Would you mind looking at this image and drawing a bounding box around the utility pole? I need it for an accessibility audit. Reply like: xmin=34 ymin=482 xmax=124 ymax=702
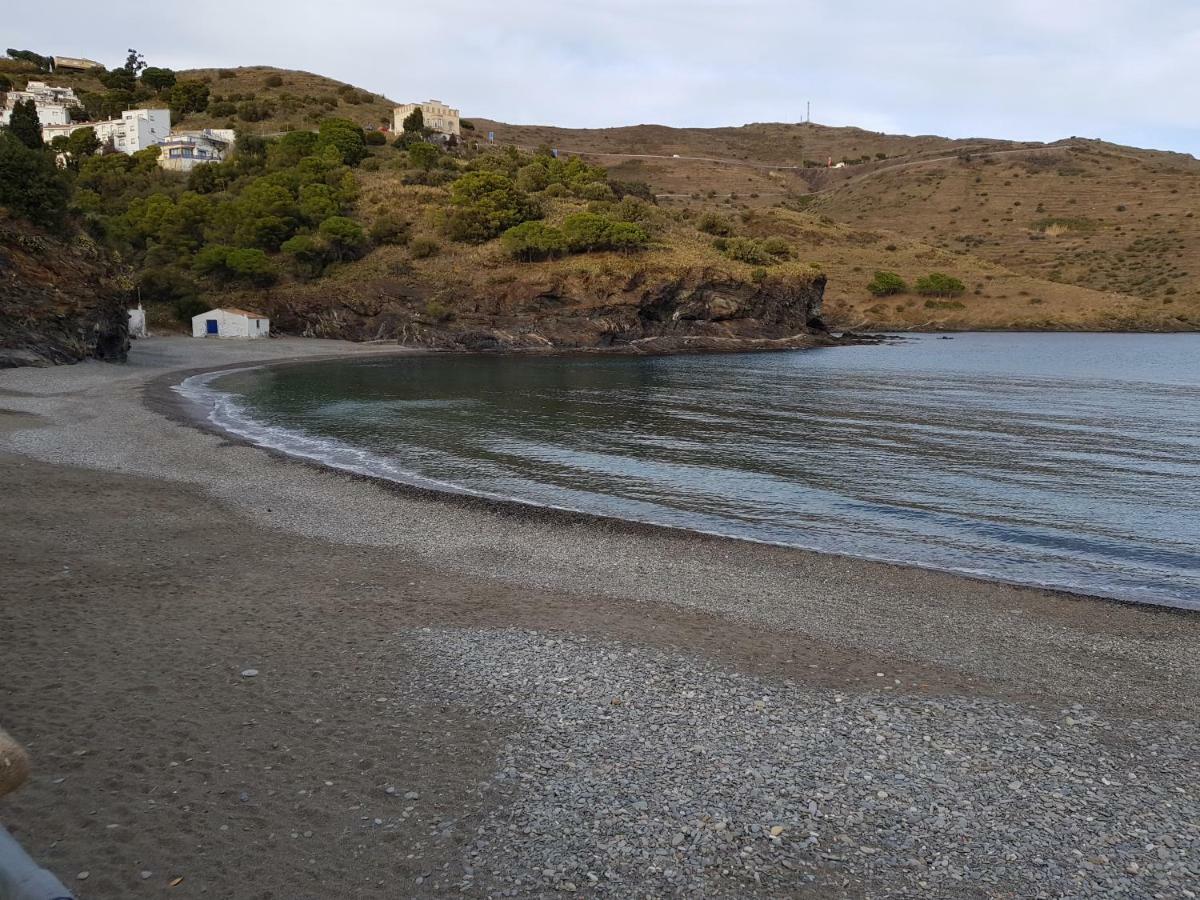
xmin=806 ymin=101 xmax=811 ymax=124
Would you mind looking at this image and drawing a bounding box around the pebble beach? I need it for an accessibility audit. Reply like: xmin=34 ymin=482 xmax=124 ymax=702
xmin=1 ymin=337 xmax=1197 ymax=898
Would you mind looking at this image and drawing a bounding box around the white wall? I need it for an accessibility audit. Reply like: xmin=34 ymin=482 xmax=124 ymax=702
xmin=191 ymin=310 xmax=269 ymax=339
xmin=43 ymin=108 xmax=172 ymax=154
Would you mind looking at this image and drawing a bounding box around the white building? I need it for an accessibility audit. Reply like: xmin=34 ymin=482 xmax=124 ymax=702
xmin=157 ymin=129 xmax=237 ymax=172
xmin=128 ymin=304 xmax=147 ymax=338
xmin=0 ymin=81 xmax=79 ymax=127
xmin=191 ymin=308 xmax=270 ymax=339
xmin=42 ymin=108 xmax=171 ymax=154
xmin=393 ymin=99 xmax=460 ymax=137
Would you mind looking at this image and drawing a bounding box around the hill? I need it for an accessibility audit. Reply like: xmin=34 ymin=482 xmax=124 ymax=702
xmin=473 ymin=119 xmax=1200 ymax=330
xmin=174 ymin=66 xmax=396 ymax=134
xmin=2 ymin=53 xmax=1197 ymax=361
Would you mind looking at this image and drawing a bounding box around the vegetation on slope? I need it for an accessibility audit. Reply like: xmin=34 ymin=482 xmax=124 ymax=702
xmin=3 ymin=49 xmax=1196 ymax=339
xmin=476 ymin=119 xmax=1200 ymax=331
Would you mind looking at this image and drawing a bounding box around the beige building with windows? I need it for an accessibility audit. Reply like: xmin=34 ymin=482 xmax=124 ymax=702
xmin=393 ymin=99 xmax=460 ymax=137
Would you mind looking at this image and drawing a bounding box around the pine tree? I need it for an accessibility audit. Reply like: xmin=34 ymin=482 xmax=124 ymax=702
xmin=402 ymin=107 xmax=424 ymax=134
xmin=8 ymin=99 xmax=43 ymax=149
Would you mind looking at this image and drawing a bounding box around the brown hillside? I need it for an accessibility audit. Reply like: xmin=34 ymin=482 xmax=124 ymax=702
xmin=471 ymin=118 xmax=1200 ymax=330
xmin=176 ymin=66 xmax=396 ymax=133
xmin=4 ymin=55 xmax=1197 ymax=335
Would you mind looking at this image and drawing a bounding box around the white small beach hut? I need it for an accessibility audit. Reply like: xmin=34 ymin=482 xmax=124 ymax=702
xmin=191 ymin=307 xmax=270 ymax=339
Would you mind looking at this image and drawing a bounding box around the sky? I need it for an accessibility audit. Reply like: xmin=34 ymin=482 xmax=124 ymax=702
xmin=8 ymin=0 xmax=1200 ymax=156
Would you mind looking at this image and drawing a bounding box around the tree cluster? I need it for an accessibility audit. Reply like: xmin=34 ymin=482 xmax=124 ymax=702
xmin=5 ymin=49 xmax=52 ymax=71
xmin=500 ymin=212 xmax=649 ymax=262
xmin=914 ymin=273 xmax=966 ymax=297
xmin=713 ymin=236 xmax=792 ymax=266
xmin=867 ymin=271 xmax=908 ymax=296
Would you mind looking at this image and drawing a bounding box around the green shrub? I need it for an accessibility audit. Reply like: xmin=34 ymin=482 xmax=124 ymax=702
xmin=561 ymin=212 xmax=614 ymax=252
xmin=923 ymin=299 xmax=966 ymax=310
xmin=410 ymin=236 xmax=440 ymax=258
xmin=191 ymin=244 xmax=235 ymax=279
xmin=759 ymin=236 xmax=791 ymax=258
xmin=263 ymin=74 xmax=284 ymax=88
xmin=0 ymin=132 xmax=70 ymax=228
xmin=719 ymin=237 xmax=774 ymax=265
xmin=364 ymin=130 xmax=386 ymax=146
xmin=605 ymin=221 xmax=650 ymax=252
xmin=501 ymin=221 xmax=567 ymax=261
xmin=867 ymin=271 xmax=908 ymax=296
xmin=192 ymin=244 xmax=276 ymax=286
xmin=281 ymin=233 xmax=328 ymax=278
xmin=207 ymin=100 xmax=236 ymax=117
xmin=316 ymin=117 xmax=367 ymax=166
xmin=237 ymin=100 xmax=271 ymax=122
xmin=140 ymin=267 xmax=199 ymax=306
xmin=407 ymin=142 xmax=440 ymax=171
xmin=422 ymin=299 xmax=453 ymax=322
xmin=750 ymin=267 xmax=768 ymax=284
xmin=696 ymin=212 xmax=734 ymax=236
xmin=575 ymin=181 xmax=614 ymax=202
xmin=168 ymin=80 xmax=210 ymax=117
xmin=318 ymin=215 xmax=368 ymax=260
xmin=225 ymin=248 xmax=277 ymax=286
xmin=173 ymin=296 xmax=210 ymax=323
xmin=369 ymin=213 xmax=410 ymax=245
xmin=614 ymin=197 xmax=651 ymax=222
xmin=446 ymin=171 xmax=539 ymax=242
xmin=915 ymin=273 xmax=966 ymax=297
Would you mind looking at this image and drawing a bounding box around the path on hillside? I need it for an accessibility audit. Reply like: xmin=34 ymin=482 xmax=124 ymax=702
xmin=498 ymin=140 xmax=1083 ymax=198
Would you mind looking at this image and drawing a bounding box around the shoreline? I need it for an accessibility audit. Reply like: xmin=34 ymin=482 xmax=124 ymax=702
xmin=157 ymin=356 xmax=1191 ymax=615
xmin=2 ymin=336 xmax=1198 ymax=897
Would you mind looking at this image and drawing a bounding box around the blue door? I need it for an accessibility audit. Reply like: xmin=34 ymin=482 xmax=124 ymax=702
xmin=205 ymin=319 xmax=218 ymax=335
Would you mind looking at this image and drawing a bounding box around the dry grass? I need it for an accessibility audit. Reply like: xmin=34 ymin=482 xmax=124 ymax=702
xmin=466 ymin=119 xmax=1200 ymax=330
xmin=176 ymin=66 xmax=396 ymax=134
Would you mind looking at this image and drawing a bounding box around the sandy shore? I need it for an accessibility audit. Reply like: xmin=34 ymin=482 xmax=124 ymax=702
xmin=1 ymin=337 xmax=1196 ymax=898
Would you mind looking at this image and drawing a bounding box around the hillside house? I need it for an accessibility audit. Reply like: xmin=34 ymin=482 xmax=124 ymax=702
xmin=0 ymin=81 xmax=80 ymax=127
xmin=42 ymin=108 xmax=171 ymax=154
xmin=52 ymin=56 xmax=104 ymax=72
xmin=191 ymin=308 xmax=270 ymax=339
xmin=157 ymin=129 xmax=237 ymax=172
xmin=393 ymin=100 xmax=460 ymax=137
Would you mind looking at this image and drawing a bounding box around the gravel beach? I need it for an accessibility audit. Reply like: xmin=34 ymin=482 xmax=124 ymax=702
xmin=1 ymin=337 xmax=1197 ymax=898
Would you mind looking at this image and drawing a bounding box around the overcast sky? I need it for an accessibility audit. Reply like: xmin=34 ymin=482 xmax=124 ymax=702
xmin=9 ymin=0 xmax=1199 ymax=156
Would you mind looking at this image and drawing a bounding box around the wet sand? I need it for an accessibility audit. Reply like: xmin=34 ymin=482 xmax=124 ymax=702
xmin=0 ymin=337 xmax=1196 ymax=898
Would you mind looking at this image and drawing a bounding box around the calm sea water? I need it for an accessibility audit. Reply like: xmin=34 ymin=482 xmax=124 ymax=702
xmin=184 ymin=334 xmax=1200 ymax=609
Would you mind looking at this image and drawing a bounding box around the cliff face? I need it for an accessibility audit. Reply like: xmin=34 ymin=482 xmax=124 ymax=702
xmin=0 ymin=215 xmax=129 ymax=368
xmin=260 ymin=268 xmax=830 ymax=353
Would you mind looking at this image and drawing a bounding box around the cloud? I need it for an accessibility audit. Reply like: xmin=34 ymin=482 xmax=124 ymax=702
xmin=8 ymin=0 xmax=1198 ymax=155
